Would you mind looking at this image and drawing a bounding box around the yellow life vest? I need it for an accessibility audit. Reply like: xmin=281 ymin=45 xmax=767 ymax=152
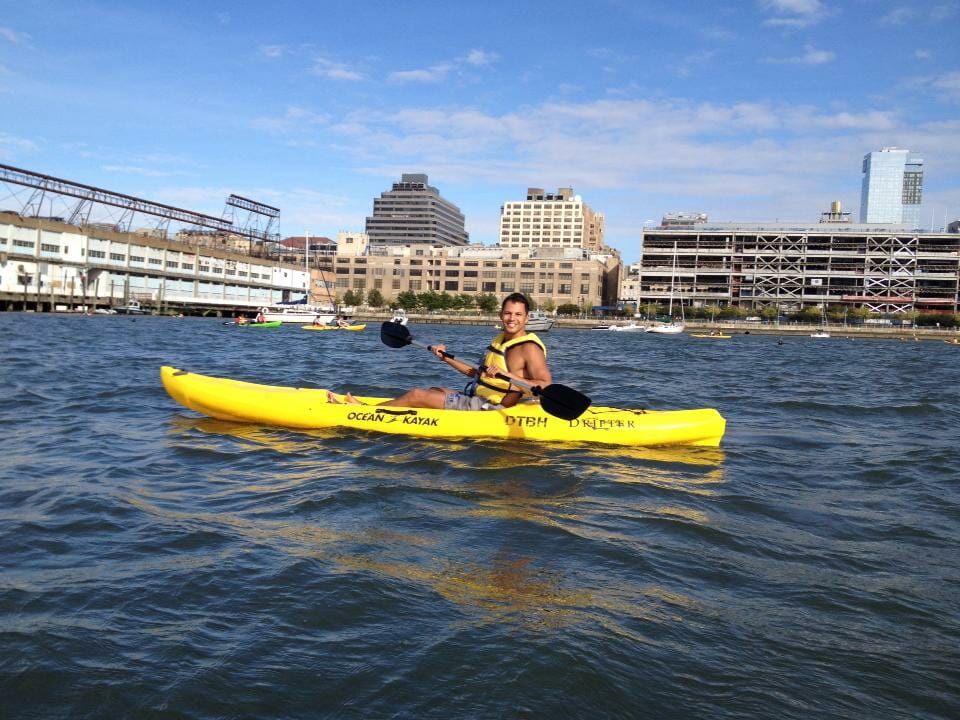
xmin=471 ymin=332 xmax=547 ymax=405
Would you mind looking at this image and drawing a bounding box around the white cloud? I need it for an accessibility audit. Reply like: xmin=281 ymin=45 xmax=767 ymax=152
xmin=674 ymin=50 xmax=717 ymax=77
xmin=904 ymin=71 xmax=960 ymax=103
xmin=0 ymin=132 xmax=37 ymax=159
xmin=388 ymin=63 xmax=454 ymax=84
xmin=766 ymin=44 xmax=835 ymax=64
xmin=464 ymin=49 xmax=497 ymax=67
xmin=760 ymin=0 xmax=826 ymax=27
xmin=0 ymin=26 xmax=31 ymax=45
xmin=914 ymin=49 xmax=932 ymax=60
xmin=310 ymin=56 xmax=365 ymax=81
xmin=102 ymin=165 xmax=186 ymax=178
xmin=388 ymin=48 xmax=497 ymax=83
xmin=931 ymin=71 xmax=960 ymax=102
xmin=258 ymin=45 xmax=286 ymax=59
xmin=251 ymin=106 xmax=331 ymax=134
xmin=879 ymin=7 xmax=914 ymax=25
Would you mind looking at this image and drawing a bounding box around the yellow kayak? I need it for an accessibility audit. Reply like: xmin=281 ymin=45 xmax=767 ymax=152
xmin=690 ymin=333 xmax=731 ymax=339
xmin=301 ymin=324 xmax=367 ymax=331
xmin=160 ymin=366 xmax=725 ymax=447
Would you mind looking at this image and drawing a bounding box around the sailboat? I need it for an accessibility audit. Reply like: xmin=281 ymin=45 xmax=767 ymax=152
xmin=647 ymin=241 xmax=686 ymax=334
xmin=810 ymin=305 xmax=830 ymax=338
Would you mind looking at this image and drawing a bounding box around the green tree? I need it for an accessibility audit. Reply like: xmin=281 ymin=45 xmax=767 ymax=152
xmin=556 ymin=303 xmax=580 ymax=316
xmin=703 ymin=304 xmax=722 ymax=322
xmin=454 ymin=293 xmax=475 ymax=311
xmin=396 ymin=290 xmax=420 ymax=310
xmin=794 ymin=306 xmax=822 ymax=323
xmin=540 ymin=298 xmax=556 ymax=312
xmin=436 ymin=291 xmax=455 ymax=311
xmin=476 ymin=294 xmax=499 ymax=313
xmin=760 ymin=305 xmax=779 ymax=321
xmin=342 ymin=289 xmax=362 ymax=307
xmin=366 ymin=288 xmax=384 ymax=308
xmin=848 ymin=307 xmax=869 ymax=323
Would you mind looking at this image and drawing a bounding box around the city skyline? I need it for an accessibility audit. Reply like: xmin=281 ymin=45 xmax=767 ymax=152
xmin=1 ymin=1 xmax=958 ymax=264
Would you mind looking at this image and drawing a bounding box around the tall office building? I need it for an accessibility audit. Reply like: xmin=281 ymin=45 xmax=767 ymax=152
xmin=499 ymin=187 xmax=605 ymax=250
xmin=859 ymin=147 xmax=924 ymax=227
xmin=365 ymin=173 xmax=469 ymax=247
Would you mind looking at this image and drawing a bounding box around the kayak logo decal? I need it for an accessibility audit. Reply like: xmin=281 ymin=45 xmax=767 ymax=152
xmin=402 ymin=416 xmax=438 ymax=427
xmin=567 ymin=418 xmax=636 ymax=430
xmin=504 ymin=416 xmax=548 ymax=428
xmin=347 ymin=411 xmax=398 ymax=423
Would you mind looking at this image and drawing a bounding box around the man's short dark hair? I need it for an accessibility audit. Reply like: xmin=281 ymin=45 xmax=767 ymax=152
xmin=501 ymin=292 xmax=530 ymax=312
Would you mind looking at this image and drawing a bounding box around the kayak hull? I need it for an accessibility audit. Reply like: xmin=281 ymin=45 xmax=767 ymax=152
xmin=238 ymin=321 xmax=282 ymax=328
xmin=301 ymin=324 xmax=367 ymax=331
xmin=160 ymin=366 xmax=725 ymax=447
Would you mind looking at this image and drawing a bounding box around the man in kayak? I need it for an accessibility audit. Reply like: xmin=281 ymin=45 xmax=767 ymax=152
xmin=330 ymin=292 xmax=551 ymax=410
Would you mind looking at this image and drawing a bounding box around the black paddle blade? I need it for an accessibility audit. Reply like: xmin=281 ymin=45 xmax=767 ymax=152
xmin=534 ymin=384 xmax=592 ymax=421
xmin=380 ymin=321 xmax=413 ymax=348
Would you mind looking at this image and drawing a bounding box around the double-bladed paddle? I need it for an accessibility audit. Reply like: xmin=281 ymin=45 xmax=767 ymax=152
xmin=379 ymin=321 xmax=591 ymax=421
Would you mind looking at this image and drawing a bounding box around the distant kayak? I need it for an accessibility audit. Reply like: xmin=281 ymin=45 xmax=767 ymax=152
xmin=236 ymin=321 xmax=281 ymax=328
xmin=690 ymin=333 xmax=731 ymax=339
xmin=160 ymin=366 xmax=726 ymax=447
xmin=301 ymin=324 xmax=367 ymax=331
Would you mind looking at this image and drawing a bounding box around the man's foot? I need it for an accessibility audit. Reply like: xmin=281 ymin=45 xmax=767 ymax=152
xmin=327 ymin=390 xmax=363 ymax=405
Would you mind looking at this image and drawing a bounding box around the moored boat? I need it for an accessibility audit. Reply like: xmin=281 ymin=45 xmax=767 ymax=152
xmin=259 ymin=304 xmax=337 ymax=324
xmin=112 ymin=299 xmax=148 ymax=315
xmin=646 ymin=322 xmax=685 ymax=334
xmin=608 ymin=322 xmax=645 ymax=332
xmin=524 ymin=310 xmax=555 ymax=332
xmin=160 ymin=366 xmax=726 ymax=447
xmin=390 ymin=309 xmax=409 ymax=326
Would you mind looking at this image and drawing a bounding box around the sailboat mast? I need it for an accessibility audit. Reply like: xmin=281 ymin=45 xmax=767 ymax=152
xmin=668 ymin=241 xmax=677 ymax=316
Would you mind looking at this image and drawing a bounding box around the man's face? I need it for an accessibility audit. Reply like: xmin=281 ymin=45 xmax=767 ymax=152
xmin=500 ymin=300 xmax=528 ymax=333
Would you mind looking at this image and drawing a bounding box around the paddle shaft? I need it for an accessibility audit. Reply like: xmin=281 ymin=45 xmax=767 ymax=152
xmin=411 ymin=338 xmax=541 ymax=396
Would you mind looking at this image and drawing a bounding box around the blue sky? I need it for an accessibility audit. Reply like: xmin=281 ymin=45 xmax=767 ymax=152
xmin=1 ymin=0 xmax=958 ymax=264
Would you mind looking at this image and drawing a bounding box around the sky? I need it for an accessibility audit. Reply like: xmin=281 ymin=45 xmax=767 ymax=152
xmin=1 ymin=0 xmax=958 ymax=264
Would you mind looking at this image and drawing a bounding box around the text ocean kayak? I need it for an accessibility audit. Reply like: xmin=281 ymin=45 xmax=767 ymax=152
xmin=160 ymin=366 xmax=725 ymax=447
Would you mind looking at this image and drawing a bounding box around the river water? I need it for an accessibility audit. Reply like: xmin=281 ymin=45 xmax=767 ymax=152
xmin=1 ymin=313 xmax=958 ymax=719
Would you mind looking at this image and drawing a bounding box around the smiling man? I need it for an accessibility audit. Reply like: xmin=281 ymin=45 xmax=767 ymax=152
xmin=330 ymin=292 xmax=551 ymax=411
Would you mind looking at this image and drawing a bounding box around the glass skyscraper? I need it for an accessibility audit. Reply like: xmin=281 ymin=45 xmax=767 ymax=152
xmin=859 ymin=147 xmax=924 ymax=228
